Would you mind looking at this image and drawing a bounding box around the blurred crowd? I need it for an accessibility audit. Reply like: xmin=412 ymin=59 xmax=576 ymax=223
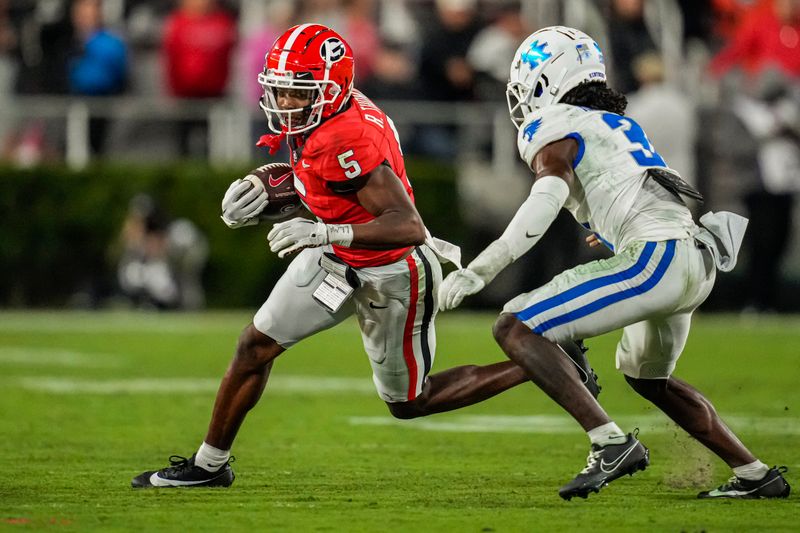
xmin=0 ymin=0 xmax=798 ymax=311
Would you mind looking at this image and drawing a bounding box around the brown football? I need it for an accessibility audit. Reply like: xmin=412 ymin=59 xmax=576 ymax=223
xmin=245 ymin=162 xmax=303 ymax=221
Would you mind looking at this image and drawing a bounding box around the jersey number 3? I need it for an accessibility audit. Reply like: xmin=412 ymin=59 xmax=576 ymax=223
xmin=601 ymin=113 xmax=666 ymax=167
xmin=337 ymin=149 xmax=362 ymax=179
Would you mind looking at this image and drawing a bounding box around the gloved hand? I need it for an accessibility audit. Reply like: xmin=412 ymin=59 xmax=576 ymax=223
xmin=221 ymin=178 xmax=269 ymax=229
xmin=267 ymin=217 xmax=329 ymax=258
xmin=438 ymin=268 xmax=485 ymax=311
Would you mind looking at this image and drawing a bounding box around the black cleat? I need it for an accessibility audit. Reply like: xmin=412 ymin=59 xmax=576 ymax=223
xmin=560 ymin=339 xmax=601 ymax=398
xmin=131 ymin=454 xmax=235 ymax=489
xmin=559 ymin=432 xmax=649 ymax=500
xmin=697 ymin=466 xmax=790 ymax=499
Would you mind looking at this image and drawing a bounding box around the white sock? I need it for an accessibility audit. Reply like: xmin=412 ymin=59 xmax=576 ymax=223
xmin=195 ymin=442 xmax=230 ymax=473
xmin=587 ymin=422 xmax=627 ymax=447
xmin=733 ymin=460 xmax=769 ymax=481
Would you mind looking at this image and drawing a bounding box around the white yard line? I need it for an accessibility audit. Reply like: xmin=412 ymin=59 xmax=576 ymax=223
xmin=10 ymin=375 xmax=376 ymax=395
xmin=0 ymin=347 xmax=121 ymax=368
xmin=348 ymin=414 xmax=800 ymax=435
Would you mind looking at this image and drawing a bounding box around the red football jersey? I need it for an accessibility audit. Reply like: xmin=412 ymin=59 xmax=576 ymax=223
xmin=288 ymin=90 xmax=414 ymax=268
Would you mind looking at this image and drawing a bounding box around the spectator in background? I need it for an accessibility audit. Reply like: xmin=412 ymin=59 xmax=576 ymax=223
xmin=360 ymin=38 xmax=423 ymax=151
xmin=341 ymin=0 xmax=380 ymax=83
xmin=678 ymin=0 xmax=716 ymax=45
xmin=0 ymin=0 xmax=15 ymax=95
xmin=3 ymin=1 xmax=71 ymax=163
xmin=417 ymin=0 xmax=480 ymax=159
xmin=116 ymin=194 xmax=209 ymax=310
xmin=731 ymin=77 xmax=800 ymax=313
xmin=359 ymin=39 xmax=421 ymax=101
xmin=12 ymin=0 xmax=72 ymax=95
xmin=709 ymin=0 xmax=800 ymax=79
xmin=162 ymin=0 xmax=236 ymax=157
xmin=297 ymin=0 xmax=344 ymax=32
xmin=68 ymin=0 xmax=128 ymax=156
xmin=238 ymin=0 xmax=294 ymax=109
xmin=467 ymin=1 xmax=528 ymax=102
xmin=419 ymin=0 xmax=479 ymax=102
xmin=236 ymin=0 xmax=294 ymax=160
xmin=3 ymin=0 xmax=126 ymax=161
xmin=626 ymin=51 xmax=697 ymax=187
xmin=710 ymin=0 xmax=772 ymax=42
xmin=606 ymin=0 xmax=658 ymax=94
xmin=709 ymin=0 xmax=800 ymax=312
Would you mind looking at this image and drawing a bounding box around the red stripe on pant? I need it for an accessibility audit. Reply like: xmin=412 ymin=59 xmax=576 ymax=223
xmin=403 ymin=254 xmax=420 ymax=400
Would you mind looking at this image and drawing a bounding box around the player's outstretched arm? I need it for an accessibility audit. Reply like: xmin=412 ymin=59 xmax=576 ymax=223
xmin=439 ymin=139 xmax=577 ymax=311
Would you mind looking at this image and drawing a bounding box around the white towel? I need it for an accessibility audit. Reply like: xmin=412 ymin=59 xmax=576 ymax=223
xmin=694 ymin=211 xmax=749 ymax=272
xmin=424 ymin=228 xmax=462 ymax=268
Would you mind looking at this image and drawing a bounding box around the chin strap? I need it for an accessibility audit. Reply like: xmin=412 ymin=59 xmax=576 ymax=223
xmin=256 ymin=130 xmax=286 ymax=156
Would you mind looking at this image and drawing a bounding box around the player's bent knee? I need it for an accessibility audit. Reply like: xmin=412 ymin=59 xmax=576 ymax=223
xmin=492 ymin=313 xmax=520 ymax=346
xmin=625 ymin=374 xmax=668 ymax=399
xmin=385 ymin=399 xmax=423 ymax=420
xmin=234 ymin=324 xmax=284 ymax=370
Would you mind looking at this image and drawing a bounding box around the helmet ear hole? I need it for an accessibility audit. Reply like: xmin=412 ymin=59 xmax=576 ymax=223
xmin=534 ymin=81 xmax=544 ymax=98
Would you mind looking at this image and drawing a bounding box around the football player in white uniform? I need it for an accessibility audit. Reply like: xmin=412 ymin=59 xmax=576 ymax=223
xmin=440 ymin=26 xmax=790 ymax=500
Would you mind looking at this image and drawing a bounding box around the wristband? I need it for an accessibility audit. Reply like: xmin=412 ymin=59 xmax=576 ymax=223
xmin=327 ymin=224 xmax=354 ymax=247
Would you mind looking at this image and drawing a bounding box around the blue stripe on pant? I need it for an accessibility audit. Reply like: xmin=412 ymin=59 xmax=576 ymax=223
xmin=514 ymin=240 xmax=676 ymax=335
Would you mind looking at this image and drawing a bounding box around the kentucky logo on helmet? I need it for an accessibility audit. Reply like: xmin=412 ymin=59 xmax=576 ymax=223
xmin=320 ymin=37 xmax=346 ymax=64
xmin=521 ymin=40 xmax=552 ymax=69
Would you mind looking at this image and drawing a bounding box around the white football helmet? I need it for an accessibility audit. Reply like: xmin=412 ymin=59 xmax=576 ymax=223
xmin=506 ymin=26 xmax=606 ymax=129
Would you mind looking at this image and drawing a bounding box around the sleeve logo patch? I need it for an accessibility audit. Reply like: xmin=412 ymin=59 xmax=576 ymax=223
xmin=523 ymin=118 xmax=543 ymax=141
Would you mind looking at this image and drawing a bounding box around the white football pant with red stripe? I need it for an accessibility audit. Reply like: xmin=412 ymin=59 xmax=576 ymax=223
xmin=254 ymin=245 xmax=441 ymax=402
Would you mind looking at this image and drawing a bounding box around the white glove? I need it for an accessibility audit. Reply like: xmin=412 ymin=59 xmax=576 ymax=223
xmin=221 ymin=177 xmax=269 ymax=229
xmin=267 ymin=217 xmax=329 ymax=258
xmin=438 ymin=268 xmax=486 ymax=311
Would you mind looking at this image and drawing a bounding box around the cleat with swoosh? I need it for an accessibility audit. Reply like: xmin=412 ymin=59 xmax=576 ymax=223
xmin=697 ymin=466 xmax=790 ymax=499
xmin=559 ymin=431 xmax=649 ymax=500
xmin=131 ymin=454 xmax=235 ymax=489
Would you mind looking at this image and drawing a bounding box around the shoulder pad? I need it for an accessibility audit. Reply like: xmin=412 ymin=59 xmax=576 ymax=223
xmin=308 ymin=121 xmax=384 ymax=182
xmin=517 ymin=105 xmax=583 ymax=167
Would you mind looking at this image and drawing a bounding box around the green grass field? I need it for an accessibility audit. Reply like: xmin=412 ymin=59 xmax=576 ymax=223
xmin=1 ymin=311 xmax=797 ymax=531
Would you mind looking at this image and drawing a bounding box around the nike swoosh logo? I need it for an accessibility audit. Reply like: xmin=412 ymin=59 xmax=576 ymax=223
xmin=369 ymin=302 xmax=388 ymax=309
xmin=301 ymin=160 xmax=311 ymax=168
xmin=525 ymin=232 xmax=541 ymax=239
xmin=707 ymin=488 xmax=752 ymax=497
xmin=707 ymin=475 xmax=781 ymax=497
xmin=149 ymin=472 xmax=220 ymax=487
xmin=268 ymin=171 xmax=292 ymax=188
xmin=599 ymin=442 xmax=638 ymax=473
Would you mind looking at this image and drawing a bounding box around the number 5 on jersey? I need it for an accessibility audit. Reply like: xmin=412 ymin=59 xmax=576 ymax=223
xmin=337 ymin=149 xmax=362 ymax=178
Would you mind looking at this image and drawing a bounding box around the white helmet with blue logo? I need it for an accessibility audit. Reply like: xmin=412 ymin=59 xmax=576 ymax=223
xmin=506 ymin=26 xmax=606 ymax=129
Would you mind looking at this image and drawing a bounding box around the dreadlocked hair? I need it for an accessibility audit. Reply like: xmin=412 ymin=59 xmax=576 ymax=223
xmin=560 ymin=81 xmax=627 ymax=115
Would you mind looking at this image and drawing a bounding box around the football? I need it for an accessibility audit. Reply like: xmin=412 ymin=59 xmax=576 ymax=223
xmin=244 ymin=162 xmax=303 ymax=221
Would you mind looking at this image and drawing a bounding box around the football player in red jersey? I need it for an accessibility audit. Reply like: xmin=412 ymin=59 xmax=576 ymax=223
xmin=132 ymin=24 xmax=595 ymax=488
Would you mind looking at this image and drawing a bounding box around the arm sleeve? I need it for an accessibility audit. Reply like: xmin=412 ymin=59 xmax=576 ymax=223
xmin=468 ymin=176 xmax=570 ymax=284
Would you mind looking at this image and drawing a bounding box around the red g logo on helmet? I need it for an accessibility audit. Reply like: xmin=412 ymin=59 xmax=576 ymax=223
xmin=258 ymin=24 xmax=355 ymax=135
